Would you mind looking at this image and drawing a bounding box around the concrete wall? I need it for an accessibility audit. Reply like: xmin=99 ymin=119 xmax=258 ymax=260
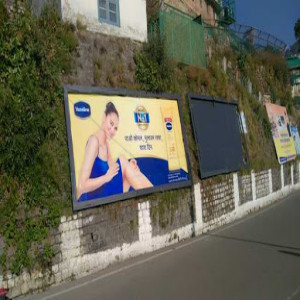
xmin=61 ymin=0 xmax=147 ymax=42
xmin=2 ymin=162 xmax=300 ymax=298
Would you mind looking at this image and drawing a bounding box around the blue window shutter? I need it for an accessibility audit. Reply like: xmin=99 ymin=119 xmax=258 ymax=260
xmin=98 ymin=0 xmax=120 ymax=27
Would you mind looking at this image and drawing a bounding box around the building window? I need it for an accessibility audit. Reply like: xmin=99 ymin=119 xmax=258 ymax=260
xmin=98 ymin=0 xmax=120 ymax=27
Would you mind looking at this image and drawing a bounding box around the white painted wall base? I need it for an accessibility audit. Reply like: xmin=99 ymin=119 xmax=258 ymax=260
xmin=193 ymin=183 xmax=203 ymax=234
xmin=251 ymin=170 xmax=256 ymax=200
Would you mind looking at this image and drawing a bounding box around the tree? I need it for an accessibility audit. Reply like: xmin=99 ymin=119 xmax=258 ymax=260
xmin=294 ymin=18 xmax=300 ymax=41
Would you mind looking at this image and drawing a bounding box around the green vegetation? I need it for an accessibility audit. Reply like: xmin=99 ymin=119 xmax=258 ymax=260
xmin=76 ymin=18 xmax=87 ymax=31
xmin=134 ymin=34 xmax=292 ymax=173
xmin=0 ymin=0 xmax=294 ymax=278
xmin=134 ymin=34 xmax=173 ymax=93
xmin=0 ymin=1 xmax=77 ymax=275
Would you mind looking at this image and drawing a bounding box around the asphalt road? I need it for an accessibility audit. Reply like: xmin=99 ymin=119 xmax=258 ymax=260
xmin=29 ymin=191 xmax=300 ymax=300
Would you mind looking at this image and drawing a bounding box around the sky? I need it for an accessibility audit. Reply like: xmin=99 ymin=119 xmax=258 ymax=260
xmin=236 ymin=0 xmax=300 ymax=47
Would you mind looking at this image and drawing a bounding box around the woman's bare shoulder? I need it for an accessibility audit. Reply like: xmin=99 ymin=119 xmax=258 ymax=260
xmin=86 ymin=135 xmax=99 ymax=154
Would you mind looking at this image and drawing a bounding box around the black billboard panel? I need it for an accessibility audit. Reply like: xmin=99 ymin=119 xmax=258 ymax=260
xmin=188 ymin=94 xmax=249 ymax=178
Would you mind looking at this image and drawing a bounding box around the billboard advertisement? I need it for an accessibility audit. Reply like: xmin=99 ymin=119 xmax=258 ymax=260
xmin=64 ymin=86 xmax=192 ymax=210
xmin=188 ymin=94 xmax=249 ymax=178
xmin=290 ymin=125 xmax=300 ymax=156
xmin=265 ymin=103 xmax=296 ymax=164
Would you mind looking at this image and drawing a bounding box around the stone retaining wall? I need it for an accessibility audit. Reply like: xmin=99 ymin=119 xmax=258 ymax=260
xmin=272 ymin=167 xmax=281 ymax=192
xmin=1 ymin=162 xmax=300 ymax=298
xmin=293 ymin=163 xmax=299 ymax=185
xmin=255 ymin=171 xmax=270 ymax=199
xmin=150 ymin=189 xmax=193 ymax=237
xmin=283 ymin=163 xmax=292 ymax=186
xmin=238 ymin=173 xmax=253 ymax=204
xmin=201 ymin=175 xmax=235 ymax=223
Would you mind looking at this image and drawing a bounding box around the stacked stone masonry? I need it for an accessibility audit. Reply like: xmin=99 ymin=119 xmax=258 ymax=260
xmin=79 ymin=200 xmax=139 ymax=254
xmin=283 ymin=164 xmax=292 ymax=186
xmin=150 ymin=190 xmax=193 ymax=237
xmin=63 ymin=31 xmax=141 ymax=88
xmin=272 ymin=167 xmax=281 ymax=192
xmin=201 ymin=175 xmax=235 ymax=223
xmin=238 ymin=174 xmax=253 ymax=204
xmin=255 ymin=171 xmax=270 ymax=199
xmin=293 ymin=162 xmax=299 ymax=185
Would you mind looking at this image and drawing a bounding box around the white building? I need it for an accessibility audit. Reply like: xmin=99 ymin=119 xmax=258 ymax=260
xmin=31 ymin=0 xmax=147 ymax=42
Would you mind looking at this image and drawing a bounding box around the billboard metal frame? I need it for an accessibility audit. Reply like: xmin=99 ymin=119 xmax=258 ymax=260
xmin=64 ymin=85 xmax=193 ymax=211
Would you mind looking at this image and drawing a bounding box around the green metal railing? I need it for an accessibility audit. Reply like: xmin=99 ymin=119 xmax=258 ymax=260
xmin=149 ymin=7 xmax=206 ymax=68
xmin=204 ymin=24 xmax=250 ymax=54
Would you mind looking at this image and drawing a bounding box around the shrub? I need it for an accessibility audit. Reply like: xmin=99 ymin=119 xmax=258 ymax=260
xmin=134 ymin=33 xmax=173 ymax=93
xmin=0 ymin=1 xmax=77 ymax=274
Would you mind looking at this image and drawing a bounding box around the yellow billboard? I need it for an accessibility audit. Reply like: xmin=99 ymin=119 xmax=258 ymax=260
xmin=64 ymin=86 xmax=191 ymax=210
xmin=265 ymin=103 xmax=296 ymax=164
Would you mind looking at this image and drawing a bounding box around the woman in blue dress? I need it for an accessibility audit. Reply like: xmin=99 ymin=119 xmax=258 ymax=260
xmin=77 ymin=102 xmax=152 ymax=201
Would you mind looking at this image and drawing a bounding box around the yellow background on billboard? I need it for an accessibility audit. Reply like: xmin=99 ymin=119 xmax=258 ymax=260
xmin=265 ymin=103 xmax=296 ymax=163
xmin=68 ymin=94 xmax=188 ymax=189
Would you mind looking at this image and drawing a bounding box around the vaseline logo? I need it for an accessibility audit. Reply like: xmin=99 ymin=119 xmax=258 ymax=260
xmin=166 ymin=122 xmax=172 ymax=131
xmin=74 ymin=101 xmax=91 ymax=118
xmin=165 ymin=118 xmax=173 ymax=131
xmin=134 ymin=105 xmax=150 ymax=130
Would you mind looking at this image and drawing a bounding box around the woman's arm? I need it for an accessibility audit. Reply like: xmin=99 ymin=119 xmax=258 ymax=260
xmin=77 ymin=136 xmax=119 ymax=199
xmin=107 ymin=142 xmax=114 ymax=166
